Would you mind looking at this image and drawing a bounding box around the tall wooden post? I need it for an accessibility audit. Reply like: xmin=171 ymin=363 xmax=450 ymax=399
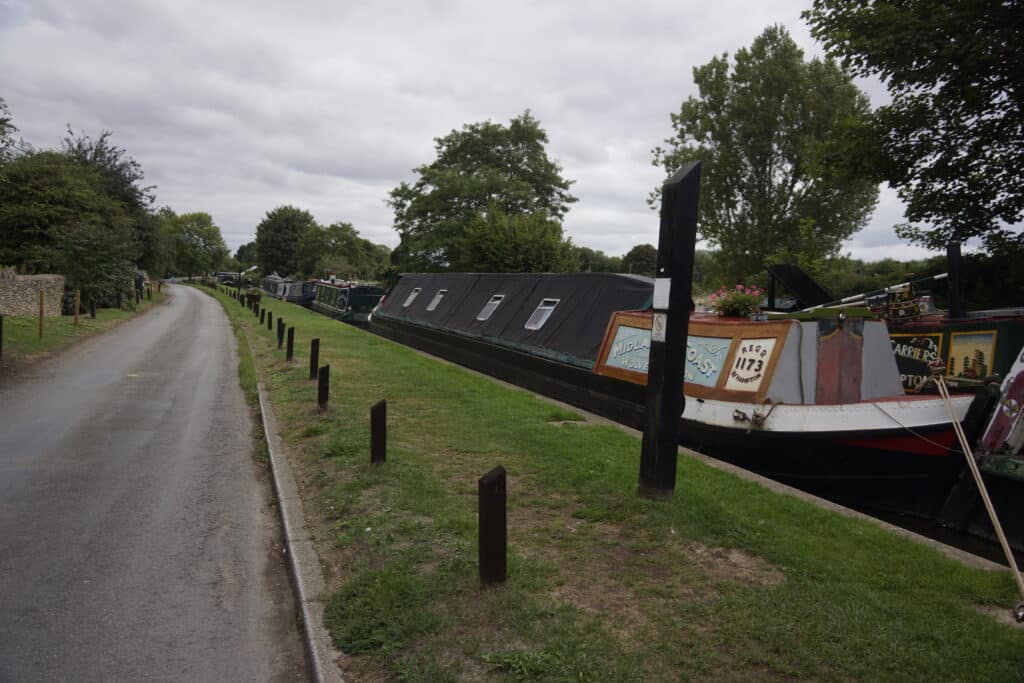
xmin=309 ymin=338 xmax=320 ymax=381
xmin=946 ymin=243 xmax=965 ymax=319
xmin=317 ymin=365 xmax=330 ymax=413
xmin=74 ymin=289 xmax=81 ymax=327
xmin=638 ymin=161 xmax=701 ymax=498
xmin=371 ymin=400 xmax=387 ymax=464
xmin=38 ymin=290 xmax=45 ymax=338
xmin=478 ymin=466 xmax=507 ymax=585
xmin=286 ymin=327 xmax=295 ymax=361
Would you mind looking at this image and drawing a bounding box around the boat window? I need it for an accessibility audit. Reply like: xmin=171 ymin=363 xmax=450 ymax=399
xmin=402 ymin=287 xmax=421 ymax=308
xmin=476 ymin=294 xmax=505 ymax=321
xmin=525 ymin=298 xmax=560 ymax=330
xmin=426 ymin=289 xmax=447 ymax=312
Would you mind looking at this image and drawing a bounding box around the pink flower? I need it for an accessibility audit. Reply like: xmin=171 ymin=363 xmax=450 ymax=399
xmin=736 ymin=284 xmax=743 ymax=291
xmin=710 ymin=293 xmax=718 ymax=300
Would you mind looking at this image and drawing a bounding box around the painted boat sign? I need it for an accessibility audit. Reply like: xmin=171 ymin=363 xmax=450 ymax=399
xmin=725 ymin=338 xmax=777 ymax=392
xmin=604 ymin=324 xmax=652 ymax=373
xmin=685 ymin=336 xmax=730 ymax=387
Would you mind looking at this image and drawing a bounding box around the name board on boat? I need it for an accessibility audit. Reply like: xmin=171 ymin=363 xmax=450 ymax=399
xmin=685 ymin=335 xmax=730 ymax=387
xmin=604 ymin=324 xmax=652 ymax=373
xmin=594 ymin=312 xmax=792 ymax=402
xmin=890 ymin=332 xmax=943 ymax=393
xmin=724 ymin=338 xmax=776 ymax=392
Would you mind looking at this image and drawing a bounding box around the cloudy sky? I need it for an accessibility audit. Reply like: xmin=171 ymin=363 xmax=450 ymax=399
xmin=0 ymin=0 xmax=934 ymax=261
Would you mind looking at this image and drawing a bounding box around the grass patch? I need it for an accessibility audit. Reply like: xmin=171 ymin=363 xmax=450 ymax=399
xmin=204 ymin=283 xmax=1024 ymax=682
xmin=0 ymin=291 xmax=167 ymax=366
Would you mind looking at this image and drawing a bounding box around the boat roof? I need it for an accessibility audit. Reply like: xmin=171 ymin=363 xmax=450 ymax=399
xmin=376 ymin=272 xmax=654 ymax=368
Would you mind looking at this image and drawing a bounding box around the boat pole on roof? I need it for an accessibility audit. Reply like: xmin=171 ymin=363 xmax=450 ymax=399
xmin=799 ymin=272 xmax=949 ymax=312
xmin=639 ymin=160 xmax=701 ymax=499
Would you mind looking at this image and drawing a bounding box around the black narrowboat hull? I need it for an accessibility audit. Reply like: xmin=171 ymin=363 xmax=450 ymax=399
xmin=371 ymin=313 xmax=1024 ymax=554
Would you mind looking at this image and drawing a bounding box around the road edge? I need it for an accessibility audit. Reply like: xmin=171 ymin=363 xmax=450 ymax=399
xmin=258 ymin=382 xmax=345 ymax=683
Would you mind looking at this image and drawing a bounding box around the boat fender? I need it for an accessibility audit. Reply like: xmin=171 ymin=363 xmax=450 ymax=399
xmin=1016 ymin=602 xmax=1024 ymax=623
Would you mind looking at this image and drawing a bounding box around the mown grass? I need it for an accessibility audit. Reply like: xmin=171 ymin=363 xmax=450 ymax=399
xmin=204 ymin=283 xmax=1024 ymax=682
xmin=0 ymin=290 xmax=167 ymax=366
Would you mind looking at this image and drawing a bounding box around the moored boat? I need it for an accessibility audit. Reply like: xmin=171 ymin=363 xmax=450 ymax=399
xmin=372 ymin=271 xmax=1023 ymax=553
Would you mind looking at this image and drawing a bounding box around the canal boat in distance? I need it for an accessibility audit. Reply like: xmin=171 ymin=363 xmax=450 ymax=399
xmin=372 ymin=271 xmax=1024 ymax=554
xmin=311 ymin=281 xmax=385 ymax=326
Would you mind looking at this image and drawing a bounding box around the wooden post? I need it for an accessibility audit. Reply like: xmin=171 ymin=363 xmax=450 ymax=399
xmin=74 ymin=289 xmax=80 ymax=327
xmin=947 ymin=243 xmax=966 ymax=319
xmin=371 ymin=400 xmax=387 ymax=464
xmin=147 ymin=286 xmax=151 ymax=301
xmin=38 ymin=289 xmax=44 ymax=338
xmin=317 ymin=365 xmax=330 ymax=413
xmin=478 ymin=466 xmax=507 ymax=585
xmin=309 ymin=338 xmax=320 ymax=381
xmin=89 ymin=300 xmax=96 ymax=319
xmin=277 ymin=319 xmax=285 ymax=349
xmin=260 ymin=308 xmax=266 ymax=325
xmin=267 ymin=311 xmax=273 ymax=330
xmin=286 ymin=327 xmax=295 ymax=361
xmin=639 ymin=161 xmax=701 ymax=498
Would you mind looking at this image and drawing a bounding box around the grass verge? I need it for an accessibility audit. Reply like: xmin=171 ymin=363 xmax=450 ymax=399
xmin=203 ymin=283 xmax=1024 ymax=682
xmin=1 ymin=290 xmax=168 ymax=368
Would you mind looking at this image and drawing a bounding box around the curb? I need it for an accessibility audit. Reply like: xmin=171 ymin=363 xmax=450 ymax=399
xmin=258 ymin=383 xmax=345 ymax=683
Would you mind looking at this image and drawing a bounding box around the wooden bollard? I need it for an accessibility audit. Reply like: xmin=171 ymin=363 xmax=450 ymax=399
xmin=89 ymin=300 xmax=96 ymax=319
xmin=73 ymin=289 xmax=80 ymax=328
xmin=38 ymin=290 xmax=44 ymax=338
xmin=277 ymin=319 xmax=285 ymax=349
xmin=267 ymin=311 xmax=273 ymax=330
xmin=371 ymin=400 xmax=387 ymax=465
xmin=260 ymin=308 xmax=265 ymax=325
xmin=309 ymin=338 xmax=320 ymax=381
xmin=317 ymin=365 xmax=330 ymax=413
xmin=286 ymin=327 xmax=295 ymax=361
xmin=479 ymin=466 xmax=508 ymax=585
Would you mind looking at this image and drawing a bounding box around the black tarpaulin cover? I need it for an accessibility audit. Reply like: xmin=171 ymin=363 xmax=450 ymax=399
xmin=376 ymin=272 xmax=654 ymax=367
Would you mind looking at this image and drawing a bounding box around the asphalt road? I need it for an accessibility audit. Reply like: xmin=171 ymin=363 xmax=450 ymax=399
xmin=0 ymin=285 xmax=307 ymax=682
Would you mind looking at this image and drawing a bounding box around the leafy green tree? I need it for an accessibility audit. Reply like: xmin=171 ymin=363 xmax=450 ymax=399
xmin=388 ymin=111 xmax=577 ymax=271
xmin=0 ymin=151 xmax=137 ymax=301
xmin=235 ymin=241 xmax=258 ymax=269
xmin=575 ymin=247 xmax=623 ymax=273
xmin=651 ymin=25 xmax=879 ymax=282
xmin=60 ymin=128 xmax=166 ymax=275
xmin=621 ymin=244 xmax=658 ymax=277
xmin=292 ymin=221 xmax=391 ymax=280
xmin=0 ymin=96 xmax=20 ymax=167
xmin=804 ymin=1 xmax=1024 ymax=251
xmin=255 ymin=205 xmax=319 ymax=276
xmin=459 ymin=208 xmax=578 ymax=273
xmin=170 ymin=211 xmax=228 ymax=278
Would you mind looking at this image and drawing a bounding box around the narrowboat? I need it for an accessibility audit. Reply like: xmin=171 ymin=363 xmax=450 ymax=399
xmin=371 ymin=272 xmax=1024 ymax=553
xmin=311 ymin=281 xmax=385 ymax=326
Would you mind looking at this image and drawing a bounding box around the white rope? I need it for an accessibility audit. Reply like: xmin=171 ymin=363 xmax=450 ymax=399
xmin=933 ymin=373 xmax=1024 ymax=604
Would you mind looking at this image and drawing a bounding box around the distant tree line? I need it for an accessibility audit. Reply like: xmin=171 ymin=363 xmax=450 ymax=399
xmin=245 ymin=205 xmax=391 ymax=281
xmin=0 ymin=97 xmax=229 ymax=307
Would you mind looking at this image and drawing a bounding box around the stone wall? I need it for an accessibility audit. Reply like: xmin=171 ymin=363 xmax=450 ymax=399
xmin=0 ymin=269 xmax=64 ymax=317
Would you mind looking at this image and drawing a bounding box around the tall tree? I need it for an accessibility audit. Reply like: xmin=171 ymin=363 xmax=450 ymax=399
xmin=170 ymin=211 xmax=228 ymax=278
xmin=805 ymin=1 xmax=1024 ymax=251
xmin=621 ymin=244 xmax=658 ymax=277
xmin=651 ymin=25 xmax=879 ymax=282
xmin=575 ymin=246 xmax=623 ymax=273
xmin=255 ymin=205 xmax=319 ymax=276
xmin=234 ymin=241 xmax=258 ymax=269
xmin=0 ymin=96 xmax=20 ymax=167
xmin=459 ymin=208 xmax=579 ymax=273
xmin=0 ymin=151 xmax=137 ymax=301
xmin=388 ymin=111 xmax=577 ymax=271
xmin=60 ymin=128 xmax=164 ymax=274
